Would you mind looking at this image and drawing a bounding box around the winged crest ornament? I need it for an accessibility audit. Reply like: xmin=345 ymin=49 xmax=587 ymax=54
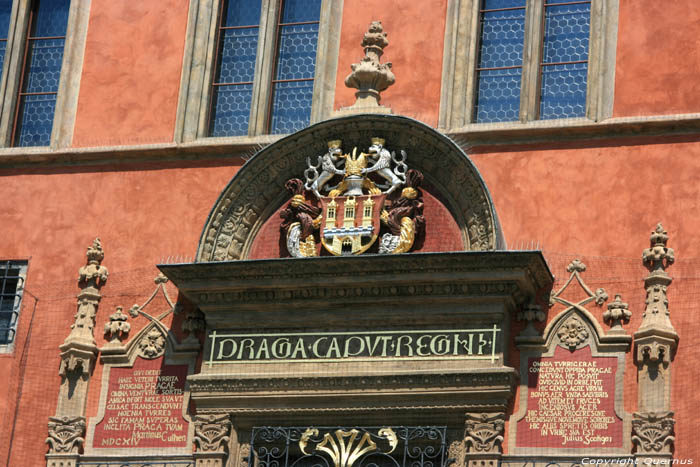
xmin=280 ymin=138 xmax=425 ymax=257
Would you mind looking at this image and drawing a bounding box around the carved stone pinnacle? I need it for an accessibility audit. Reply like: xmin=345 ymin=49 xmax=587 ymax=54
xmin=344 ymin=21 xmax=395 ymax=110
xmin=642 ymin=223 xmax=674 ymax=274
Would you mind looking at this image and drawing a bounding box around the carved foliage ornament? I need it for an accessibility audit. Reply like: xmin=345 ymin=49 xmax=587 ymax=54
xmin=299 ymin=427 xmax=397 ymax=467
xmin=104 ymin=306 xmax=130 ymax=342
xmin=194 ymin=414 xmax=232 ymax=453
xmin=282 ymin=138 xmax=425 ymax=257
xmin=464 ymin=413 xmax=504 ymax=453
xmin=46 ymin=415 xmax=86 ymax=454
xmin=344 ymin=21 xmax=395 ymax=107
xmin=557 ymin=316 xmax=589 ymax=350
xmin=632 ymin=411 xmax=675 ymax=454
xmin=138 ymin=327 xmax=166 ymax=359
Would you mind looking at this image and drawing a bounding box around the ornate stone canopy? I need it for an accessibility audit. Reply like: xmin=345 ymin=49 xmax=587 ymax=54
xmin=196 ymin=114 xmax=504 ymax=262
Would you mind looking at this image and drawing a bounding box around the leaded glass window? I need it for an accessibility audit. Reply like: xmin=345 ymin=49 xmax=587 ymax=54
xmin=0 ymin=261 xmax=27 ymax=349
xmin=269 ymin=0 xmax=321 ymax=134
xmin=474 ymin=0 xmax=525 ymax=123
xmin=473 ymin=0 xmax=591 ymax=123
xmin=13 ymin=0 xmax=70 ymax=147
xmin=539 ymin=0 xmax=591 ymax=119
xmin=0 ymin=0 xmax=12 ymax=74
xmin=209 ymin=0 xmax=262 ymax=137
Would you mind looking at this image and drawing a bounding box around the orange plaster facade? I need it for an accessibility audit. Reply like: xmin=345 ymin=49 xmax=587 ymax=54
xmin=333 ymin=0 xmax=448 ymax=127
xmin=614 ymin=0 xmax=700 ymax=117
xmin=72 ymin=0 xmax=190 ymax=147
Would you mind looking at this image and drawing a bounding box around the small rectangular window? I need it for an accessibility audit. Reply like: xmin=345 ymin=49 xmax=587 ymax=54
xmin=13 ymin=0 xmax=70 ymax=147
xmin=0 ymin=261 xmax=27 ymax=351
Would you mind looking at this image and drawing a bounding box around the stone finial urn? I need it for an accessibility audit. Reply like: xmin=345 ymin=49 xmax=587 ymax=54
xmin=342 ymin=21 xmax=395 ymax=113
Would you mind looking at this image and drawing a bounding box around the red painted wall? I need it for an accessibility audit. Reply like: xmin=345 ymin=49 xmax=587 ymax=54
xmin=614 ymin=0 xmax=700 ymax=117
xmin=72 ymin=0 xmax=190 ymax=147
xmin=0 ymin=160 xmax=241 ymax=466
xmin=333 ymin=0 xmax=448 ymax=127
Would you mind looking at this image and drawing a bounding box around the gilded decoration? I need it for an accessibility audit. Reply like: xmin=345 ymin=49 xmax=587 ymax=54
xmin=281 ymin=137 xmax=425 ymax=257
xmin=299 ymin=428 xmax=397 ymax=467
xmin=195 ymin=115 xmax=502 ymax=262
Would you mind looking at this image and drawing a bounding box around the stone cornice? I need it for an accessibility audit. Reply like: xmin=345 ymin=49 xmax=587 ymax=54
xmin=3 ymin=114 xmax=700 ymax=169
xmin=188 ymin=368 xmax=516 ymax=394
xmin=158 ymin=251 xmax=552 ymax=314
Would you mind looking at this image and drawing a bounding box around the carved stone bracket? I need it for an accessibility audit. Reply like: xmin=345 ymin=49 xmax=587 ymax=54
xmin=632 ymin=411 xmax=675 ymax=455
xmin=194 ymin=414 xmax=232 ymax=453
xmin=46 ymin=415 xmax=86 ymax=454
xmin=464 ymin=413 xmax=504 ymax=453
xmin=516 ymin=303 xmax=545 ymax=338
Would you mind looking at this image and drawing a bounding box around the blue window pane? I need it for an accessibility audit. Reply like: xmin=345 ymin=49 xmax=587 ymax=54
xmin=475 ymin=68 xmax=522 ymax=123
xmin=32 ymin=0 xmax=70 ymax=37
xmin=281 ymin=0 xmax=322 ymax=24
xmin=15 ymin=93 xmax=57 ymax=147
xmin=0 ymin=0 xmax=12 ymax=80
xmin=209 ymin=84 xmax=253 ymax=137
xmin=478 ymin=6 xmax=525 ymax=69
xmin=539 ymin=62 xmax=587 ymax=119
xmin=542 ymin=2 xmax=590 ymax=64
xmin=540 ymin=1 xmax=590 ymax=119
xmin=23 ymin=38 xmax=65 ymax=93
xmin=222 ymin=0 xmax=260 ymax=27
xmin=270 ymin=80 xmax=313 ymax=134
xmin=217 ymin=27 xmax=259 ymax=83
xmin=475 ymin=0 xmax=524 ymax=123
xmin=275 ymin=22 xmax=318 ymax=80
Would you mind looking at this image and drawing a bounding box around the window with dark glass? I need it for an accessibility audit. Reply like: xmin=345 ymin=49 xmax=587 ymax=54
xmin=268 ymin=0 xmax=321 ymax=134
xmin=209 ymin=0 xmax=262 ymax=137
xmin=0 ymin=0 xmax=12 ymax=73
xmin=0 ymin=261 xmax=27 ymax=349
xmin=474 ymin=0 xmax=590 ymax=123
xmin=13 ymin=0 xmax=70 ymax=147
xmin=539 ymin=0 xmax=590 ymax=119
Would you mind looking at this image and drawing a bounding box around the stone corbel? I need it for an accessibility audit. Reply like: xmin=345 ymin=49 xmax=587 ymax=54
xmin=463 ymin=412 xmax=504 ymax=467
xmin=193 ymin=414 xmax=232 ymax=467
xmin=45 ymin=415 xmax=85 ymax=467
xmin=632 ymin=411 xmax=675 ymax=461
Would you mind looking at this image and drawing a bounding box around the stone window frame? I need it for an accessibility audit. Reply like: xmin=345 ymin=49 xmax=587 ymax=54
xmin=0 ymin=260 xmax=28 ymax=354
xmin=0 ymin=0 xmax=90 ymax=148
xmin=175 ymin=0 xmax=343 ymax=143
xmin=439 ymin=0 xmax=619 ymax=130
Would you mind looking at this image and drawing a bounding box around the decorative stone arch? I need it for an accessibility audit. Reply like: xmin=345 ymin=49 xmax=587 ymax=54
xmin=196 ymin=114 xmax=505 ymax=262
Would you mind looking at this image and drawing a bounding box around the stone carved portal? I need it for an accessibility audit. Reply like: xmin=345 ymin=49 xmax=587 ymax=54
xmin=196 ymin=114 xmax=504 ymax=262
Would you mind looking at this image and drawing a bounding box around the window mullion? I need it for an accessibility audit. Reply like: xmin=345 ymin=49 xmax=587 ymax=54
xmin=0 ymin=0 xmax=31 ymax=147
xmin=248 ymin=0 xmax=279 ymax=136
xmin=520 ymin=0 xmax=544 ymax=122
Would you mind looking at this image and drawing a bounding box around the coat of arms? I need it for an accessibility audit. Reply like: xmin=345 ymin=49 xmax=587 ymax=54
xmin=281 ymin=138 xmax=425 ymax=257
